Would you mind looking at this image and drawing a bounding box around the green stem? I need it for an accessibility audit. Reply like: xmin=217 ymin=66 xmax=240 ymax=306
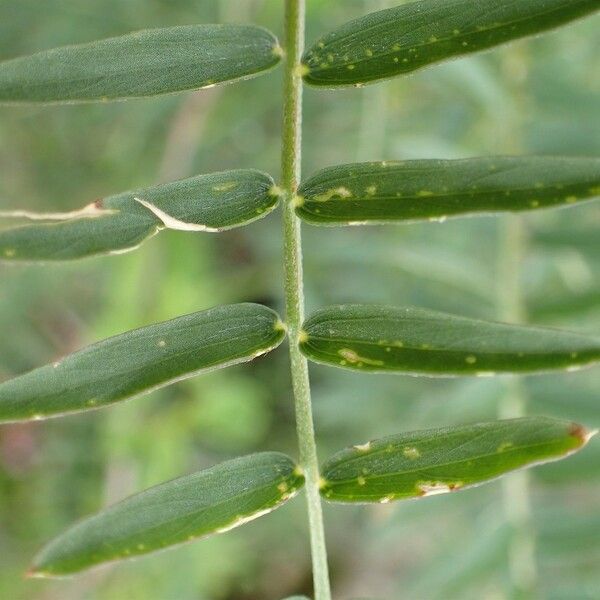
xmin=280 ymin=2 xmax=332 ymax=599
xmin=496 ymin=45 xmax=538 ymax=599
xmin=497 ymin=216 xmax=537 ymax=599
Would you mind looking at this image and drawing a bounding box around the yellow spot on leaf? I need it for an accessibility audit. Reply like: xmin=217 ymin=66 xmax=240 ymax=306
xmin=212 ymin=182 xmax=238 ymax=192
xmin=465 ymin=355 xmax=477 ymax=364
xmin=403 ymin=447 xmax=421 ymax=459
xmin=497 ymin=441 xmax=513 ymax=452
xmin=353 ymin=441 xmax=371 ymax=452
xmin=313 ymin=187 xmax=352 ymax=203
xmin=338 ymin=348 xmax=384 ymax=367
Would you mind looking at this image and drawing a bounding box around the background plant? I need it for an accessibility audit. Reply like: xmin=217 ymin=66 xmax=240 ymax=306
xmin=0 ymin=1 xmax=593 ymax=600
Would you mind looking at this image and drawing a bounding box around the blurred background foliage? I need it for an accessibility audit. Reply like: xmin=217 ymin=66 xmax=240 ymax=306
xmin=0 ymin=1 xmax=599 ymax=599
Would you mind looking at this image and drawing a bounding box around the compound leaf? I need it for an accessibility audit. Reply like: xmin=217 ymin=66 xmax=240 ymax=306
xmin=30 ymin=452 xmax=304 ymax=577
xmin=0 ymin=25 xmax=282 ymax=103
xmin=320 ymin=417 xmax=595 ymax=503
xmin=300 ymin=305 xmax=600 ymax=376
xmin=302 ymin=0 xmax=600 ymax=86
xmin=0 ymin=303 xmax=285 ymax=422
xmin=296 ymin=157 xmax=600 ymax=225
xmin=0 ymin=170 xmax=278 ymax=262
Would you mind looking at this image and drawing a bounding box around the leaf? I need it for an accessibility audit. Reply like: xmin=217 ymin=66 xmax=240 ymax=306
xmin=319 ymin=417 xmax=595 ymax=503
xmin=302 ymin=0 xmax=600 ymax=87
xmin=0 ymin=303 xmax=285 ymax=422
xmin=0 ymin=25 xmax=282 ymax=103
xmin=300 ymin=305 xmax=600 ymax=376
xmin=296 ymin=157 xmax=600 ymax=225
xmin=29 ymin=452 xmax=304 ymax=577
xmin=0 ymin=170 xmax=278 ymax=262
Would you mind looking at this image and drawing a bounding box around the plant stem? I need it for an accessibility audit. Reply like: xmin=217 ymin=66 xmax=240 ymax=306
xmin=497 ymin=217 xmax=537 ymax=599
xmin=280 ymin=2 xmax=332 ymax=599
xmin=496 ymin=46 xmax=538 ymax=599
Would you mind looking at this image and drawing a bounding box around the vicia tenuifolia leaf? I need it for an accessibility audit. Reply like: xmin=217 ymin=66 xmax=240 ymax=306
xmin=0 ymin=25 xmax=282 ymax=103
xmin=0 ymin=170 xmax=279 ymax=262
xmin=29 ymin=452 xmax=304 ymax=577
xmin=296 ymin=157 xmax=600 ymax=225
xmin=300 ymin=305 xmax=600 ymax=376
xmin=320 ymin=417 xmax=596 ymax=503
xmin=302 ymin=0 xmax=600 ymax=87
xmin=0 ymin=303 xmax=286 ymax=422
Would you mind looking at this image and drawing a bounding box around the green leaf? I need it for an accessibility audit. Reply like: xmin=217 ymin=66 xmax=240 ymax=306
xmin=0 ymin=170 xmax=278 ymax=262
xmin=320 ymin=417 xmax=595 ymax=503
xmin=300 ymin=305 xmax=600 ymax=376
xmin=302 ymin=0 xmax=600 ymax=87
xmin=0 ymin=25 xmax=282 ymax=103
xmin=296 ymin=157 xmax=600 ymax=225
xmin=0 ymin=303 xmax=285 ymax=422
xmin=29 ymin=452 xmax=304 ymax=577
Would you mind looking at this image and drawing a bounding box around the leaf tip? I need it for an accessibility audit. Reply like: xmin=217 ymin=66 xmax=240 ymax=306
xmin=569 ymin=423 xmax=598 ymax=446
xmin=25 ymin=566 xmax=50 ymax=579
